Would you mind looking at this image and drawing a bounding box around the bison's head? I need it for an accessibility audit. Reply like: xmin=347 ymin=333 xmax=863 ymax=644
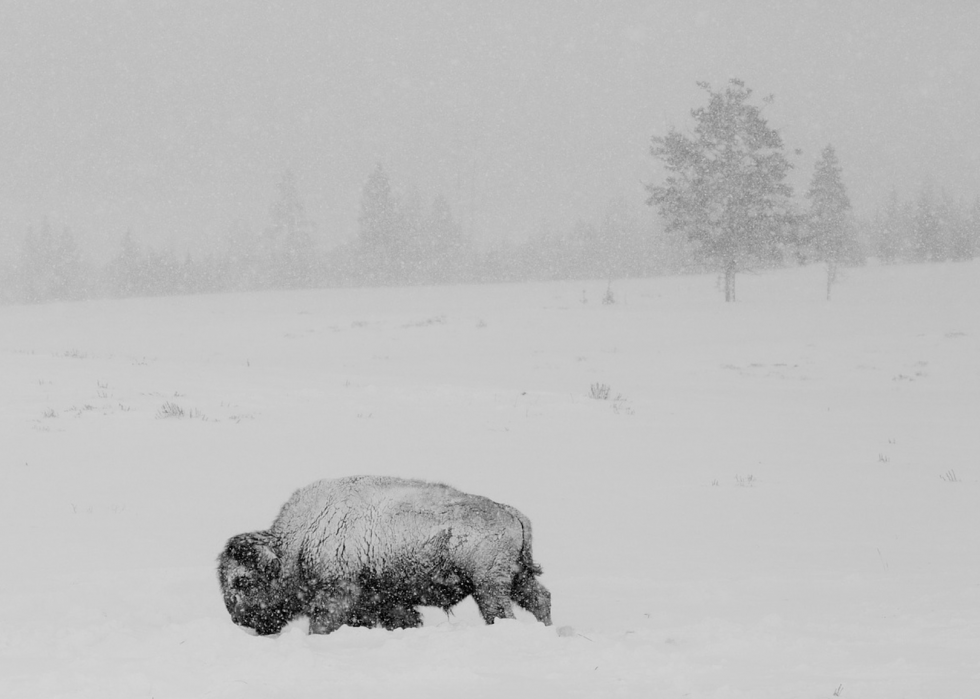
xmin=217 ymin=532 xmax=300 ymax=635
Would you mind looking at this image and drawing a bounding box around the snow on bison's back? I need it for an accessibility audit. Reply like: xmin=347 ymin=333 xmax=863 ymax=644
xmin=217 ymin=476 xmax=552 ymax=635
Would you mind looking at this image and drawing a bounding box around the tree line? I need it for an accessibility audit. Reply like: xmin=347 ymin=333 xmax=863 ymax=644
xmin=1 ymin=164 xmax=665 ymax=304
xmin=3 ymin=77 xmax=979 ymax=304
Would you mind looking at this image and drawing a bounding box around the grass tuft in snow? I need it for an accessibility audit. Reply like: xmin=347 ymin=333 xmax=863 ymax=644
xmin=611 ymin=400 xmax=634 ymax=416
xmin=940 ymin=469 xmax=960 ymax=483
xmin=589 ymin=383 xmax=611 ymax=400
xmin=156 ymin=401 xmax=185 ymax=419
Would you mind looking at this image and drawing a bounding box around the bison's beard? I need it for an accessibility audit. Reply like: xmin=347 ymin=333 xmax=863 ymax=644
xmin=228 ymin=592 xmax=299 ymax=636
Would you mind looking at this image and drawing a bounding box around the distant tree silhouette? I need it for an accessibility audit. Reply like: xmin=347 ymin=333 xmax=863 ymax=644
xmin=911 ymin=183 xmax=941 ymax=262
xmin=21 ymin=221 xmax=84 ymax=302
xmin=266 ymin=170 xmax=317 ymax=287
xmin=804 ymin=145 xmax=853 ymax=299
xmin=647 ymin=79 xmax=796 ymax=301
xmin=357 ymin=163 xmax=399 ymax=284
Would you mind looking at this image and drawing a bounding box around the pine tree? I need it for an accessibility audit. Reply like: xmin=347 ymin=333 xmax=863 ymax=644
xmin=357 ymin=163 xmax=399 ymax=285
xmin=804 ymin=145 xmax=852 ymax=299
xmin=426 ymin=195 xmax=464 ymax=284
xmin=21 ymin=223 xmax=52 ymax=303
xmin=939 ymin=191 xmax=972 ymax=261
xmin=598 ymin=197 xmax=645 ymax=279
xmin=108 ymin=230 xmax=146 ymax=298
xmin=647 ymin=79 xmax=796 ymax=301
xmin=221 ymin=218 xmax=261 ymax=290
xmin=51 ymin=226 xmax=82 ymax=300
xmin=19 ymin=221 xmax=84 ymax=302
xmin=911 ymin=183 xmax=941 ymax=262
xmin=967 ymin=197 xmax=980 ymax=259
xmin=874 ymin=190 xmax=906 ymax=263
xmin=267 ymin=170 xmax=316 ymax=287
xmin=396 ymin=186 xmax=425 ymax=284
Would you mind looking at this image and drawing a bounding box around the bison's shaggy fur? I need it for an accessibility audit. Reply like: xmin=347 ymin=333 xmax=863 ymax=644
xmin=217 ymin=476 xmax=551 ymax=635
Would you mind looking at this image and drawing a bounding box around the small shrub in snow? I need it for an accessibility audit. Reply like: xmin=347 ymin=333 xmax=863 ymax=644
xmin=611 ymin=397 xmax=633 ymax=415
xmin=602 ymin=284 xmax=615 ymax=305
xmin=735 ymin=474 xmax=755 ymax=487
xmin=590 ymin=383 xmax=611 ymax=400
xmin=188 ymin=407 xmax=207 ymax=420
xmin=940 ymin=469 xmax=959 ymax=483
xmin=403 ymin=315 xmax=446 ymax=328
xmin=156 ymin=402 xmax=185 ymax=419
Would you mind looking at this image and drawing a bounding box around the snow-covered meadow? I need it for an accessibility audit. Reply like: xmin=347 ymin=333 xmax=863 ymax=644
xmin=2 ymin=262 xmax=978 ymax=697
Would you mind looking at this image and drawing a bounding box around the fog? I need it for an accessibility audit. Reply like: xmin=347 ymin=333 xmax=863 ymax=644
xmin=1 ymin=0 xmax=978 ymax=261
xmin=4 ymin=4 xmax=980 ymax=693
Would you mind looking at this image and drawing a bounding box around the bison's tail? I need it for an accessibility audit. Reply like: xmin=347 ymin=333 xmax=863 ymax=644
xmin=501 ymin=504 xmax=543 ymax=577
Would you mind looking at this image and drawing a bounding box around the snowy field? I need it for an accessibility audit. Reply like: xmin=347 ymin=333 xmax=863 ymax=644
xmin=2 ymin=262 xmax=979 ymax=698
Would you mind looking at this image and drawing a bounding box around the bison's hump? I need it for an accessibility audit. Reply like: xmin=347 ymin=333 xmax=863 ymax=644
xmin=268 ymin=476 xmax=526 ymax=578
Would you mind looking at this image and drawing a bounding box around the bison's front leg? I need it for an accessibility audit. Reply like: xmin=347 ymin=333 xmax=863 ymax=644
xmin=307 ymin=582 xmax=360 ymax=634
xmin=378 ymin=603 xmax=422 ymax=630
xmin=472 ymin=579 xmax=517 ymax=625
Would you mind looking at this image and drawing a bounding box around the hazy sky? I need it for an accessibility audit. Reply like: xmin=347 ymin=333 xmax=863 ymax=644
xmin=1 ymin=0 xmax=978 ymax=258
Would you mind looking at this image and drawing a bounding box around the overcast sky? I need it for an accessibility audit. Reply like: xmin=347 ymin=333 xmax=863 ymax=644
xmin=1 ymin=0 xmax=977 ymax=258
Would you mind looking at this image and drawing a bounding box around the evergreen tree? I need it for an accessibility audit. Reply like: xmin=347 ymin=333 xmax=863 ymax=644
xmin=396 ymin=186 xmax=425 ymax=284
xmin=911 ymin=183 xmax=941 ymax=262
xmin=21 ymin=223 xmax=53 ymax=303
xmin=221 ymin=218 xmax=261 ymax=290
xmin=939 ymin=191 xmax=971 ymax=261
xmin=267 ymin=170 xmax=317 ymax=287
xmin=357 ymin=163 xmax=399 ymax=284
xmin=967 ymin=197 xmax=980 ymax=260
xmin=107 ymin=230 xmax=146 ymax=298
xmin=804 ymin=145 xmax=852 ymax=299
xmin=51 ymin=226 xmax=83 ymax=300
xmin=19 ymin=221 xmax=83 ymax=302
xmin=426 ymin=195 xmax=464 ymax=283
xmin=598 ymin=197 xmax=647 ymax=278
xmin=647 ymin=79 xmax=796 ymax=301
xmin=873 ymin=190 xmax=913 ymax=263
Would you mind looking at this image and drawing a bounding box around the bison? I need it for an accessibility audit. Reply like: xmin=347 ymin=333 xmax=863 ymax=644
xmin=217 ymin=476 xmax=552 ymax=635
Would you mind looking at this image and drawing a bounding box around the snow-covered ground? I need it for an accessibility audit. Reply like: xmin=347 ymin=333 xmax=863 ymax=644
xmin=2 ymin=262 xmax=978 ymax=698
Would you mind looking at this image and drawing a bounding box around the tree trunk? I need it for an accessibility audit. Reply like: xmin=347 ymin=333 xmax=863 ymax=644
xmin=826 ymin=259 xmax=837 ymax=301
xmin=724 ymin=260 xmax=736 ymax=302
